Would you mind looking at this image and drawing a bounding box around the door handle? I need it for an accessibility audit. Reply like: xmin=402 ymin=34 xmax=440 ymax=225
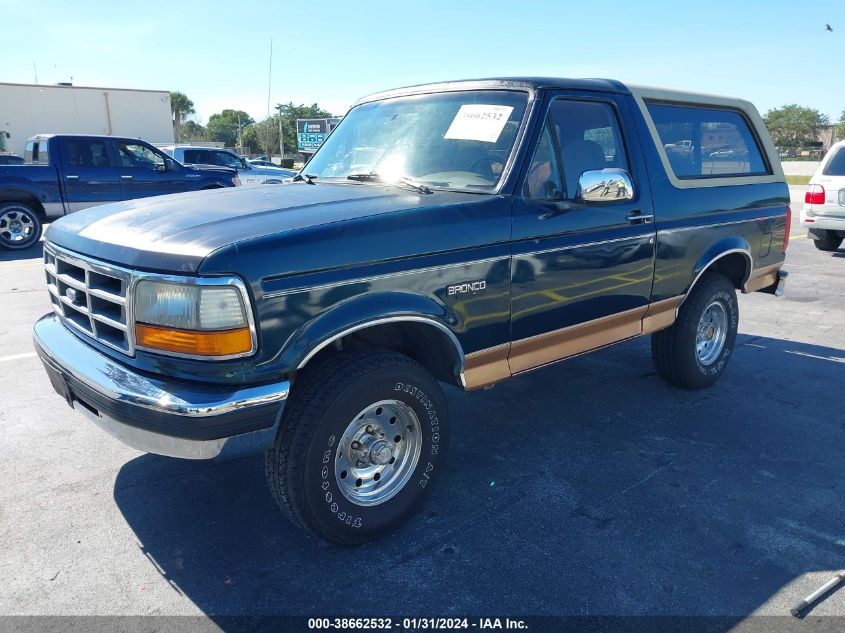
xmin=65 ymin=175 xmax=79 ymax=180
xmin=627 ymin=210 xmax=654 ymax=225
xmin=121 ymin=175 xmax=133 ymax=180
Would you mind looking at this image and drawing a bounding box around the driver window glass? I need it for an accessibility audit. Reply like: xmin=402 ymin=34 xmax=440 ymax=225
xmin=524 ymin=125 xmax=563 ymax=200
xmin=546 ymin=99 xmax=630 ymax=199
xmin=119 ymin=143 xmax=165 ymax=171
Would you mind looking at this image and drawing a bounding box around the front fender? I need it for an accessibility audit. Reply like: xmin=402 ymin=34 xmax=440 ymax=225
xmin=194 ymin=176 xmax=235 ymax=189
xmin=277 ymin=291 xmax=462 ymax=372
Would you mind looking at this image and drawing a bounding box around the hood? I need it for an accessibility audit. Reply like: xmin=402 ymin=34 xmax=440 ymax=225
xmin=45 ymin=183 xmax=444 ymax=273
xmin=184 ymin=163 xmax=237 ymax=177
xmin=249 ymin=165 xmax=296 ymax=178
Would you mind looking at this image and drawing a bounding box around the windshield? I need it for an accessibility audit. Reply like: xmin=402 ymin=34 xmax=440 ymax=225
xmin=304 ymin=90 xmax=529 ymax=190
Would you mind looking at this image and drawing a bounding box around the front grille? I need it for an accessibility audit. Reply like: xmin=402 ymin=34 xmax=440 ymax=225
xmin=44 ymin=242 xmax=135 ymax=355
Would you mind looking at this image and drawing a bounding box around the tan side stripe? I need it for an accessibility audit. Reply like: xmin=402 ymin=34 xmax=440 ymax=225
xmin=463 ymin=344 xmax=511 ymax=390
xmin=462 ymin=296 xmax=686 ymax=390
xmin=508 ymin=305 xmax=648 ymax=375
xmin=642 ymin=296 xmax=684 ymax=334
xmin=744 ymin=262 xmax=782 ymax=293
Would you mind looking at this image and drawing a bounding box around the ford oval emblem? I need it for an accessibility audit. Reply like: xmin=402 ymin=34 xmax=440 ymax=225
xmin=65 ymin=287 xmax=79 ymax=303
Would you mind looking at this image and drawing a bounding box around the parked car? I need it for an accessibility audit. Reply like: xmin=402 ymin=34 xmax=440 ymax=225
xmin=708 ymin=148 xmax=747 ymax=160
xmin=0 ymin=135 xmax=239 ymax=249
xmin=0 ymin=154 xmax=24 ymax=165
xmin=160 ymin=146 xmax=296 ymax=184
xmin=33 ymin=78 xmax=788 ymax=545
xmin=801 ymin=139 xmax=845 ymax=251
xmin=664 ymin=139 xmax=693 ymax=156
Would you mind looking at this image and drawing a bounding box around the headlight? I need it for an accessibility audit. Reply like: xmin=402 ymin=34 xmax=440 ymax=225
xmin=133 ymin=278 xmax=255 ymax=358
xmin=232 ymin=176 xmax=241 ymax=186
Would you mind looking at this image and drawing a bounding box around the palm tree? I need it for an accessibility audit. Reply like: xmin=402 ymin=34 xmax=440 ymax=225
xmin=170 ymin=91 xmax=195 ymax=143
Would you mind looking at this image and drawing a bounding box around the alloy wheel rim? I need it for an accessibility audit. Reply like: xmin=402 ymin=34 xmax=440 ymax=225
xmin=696 ymin=300 xmax=728 ymax=365
xmin=0 ymin=208 xmax=36 ymax=245
xmin=335 ymin=399 xmax=422 ymax=507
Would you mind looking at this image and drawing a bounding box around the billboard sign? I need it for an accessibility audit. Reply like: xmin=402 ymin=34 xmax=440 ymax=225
xmin=296 ymin=118 xmax=341 ymax=152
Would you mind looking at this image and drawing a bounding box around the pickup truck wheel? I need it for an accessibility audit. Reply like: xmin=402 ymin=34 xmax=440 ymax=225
xmin=813 ymin=231 xmax=843 ymax=252
xmin=0 ymin=203 xmax=43 ymax=250
xmin=265 ymin=350 xmax=449 ymax=545
xmin=651 ymin=272 xmax=738 ymax=389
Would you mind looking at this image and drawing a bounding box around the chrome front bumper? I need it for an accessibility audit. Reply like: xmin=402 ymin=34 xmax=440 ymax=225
xmin=33 ymin=314 xmax=289 ymax=460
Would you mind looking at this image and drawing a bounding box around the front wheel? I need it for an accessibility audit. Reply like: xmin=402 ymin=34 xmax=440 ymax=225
xmin=652 ymin=272 xmax=738 ymax=389
xmin=813 ymin=231 xmax=843 ymax=252
xmin=0 ymin=202 xmax=43 ymax=250
xmin=266 ymin=350 xmax=450 ymax=545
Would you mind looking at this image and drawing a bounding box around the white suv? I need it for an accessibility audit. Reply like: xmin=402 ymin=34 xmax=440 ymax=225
xmin=801 ymin=140 xmax=845 ymax=251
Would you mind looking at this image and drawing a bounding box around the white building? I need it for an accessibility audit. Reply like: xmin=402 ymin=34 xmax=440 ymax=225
xmin=0 ymin=82 xmax=174 ymax=154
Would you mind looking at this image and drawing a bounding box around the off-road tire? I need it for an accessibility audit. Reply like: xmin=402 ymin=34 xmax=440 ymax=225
xmin=0 ymin=202 xmax=43 ymax=250
xmin=265 ymin=350 xmax=450 ymax=545
xmin=813 ymin=231 xmax=843 ymax=252
xmin=652 ymin=272 xmax=738 ymax=389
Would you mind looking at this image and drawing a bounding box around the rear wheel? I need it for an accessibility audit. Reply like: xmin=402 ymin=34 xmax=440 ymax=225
xmin=0 ymin=202 xmax=43 ymax=250
xmin=265 ymin=350 xmax=450 ymax=545
xmin=813 ymin=231 xmax=843 ymax=252
xmin=652 ymin=272 xmax=738 ymax=389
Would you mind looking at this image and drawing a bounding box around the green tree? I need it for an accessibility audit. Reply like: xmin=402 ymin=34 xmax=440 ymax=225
xmin=179 ymin=120 xmax=207 ymax=142
xmin=170 ymin=91 xmax=195 ymax=143
xmin=764 ymin=104 xmax=830 ymax=148
xmin=206 ymin=109 xmax=255 ymax=147
xmin=240 ymin=125 xmax=259 ymax=153
xmin=275 ymin=102 xmax=335 ymax=156
xmin=837 ymin=110 xmax=845 ymax=140
xmin=251 ymin=117 xmax=280 ymax=157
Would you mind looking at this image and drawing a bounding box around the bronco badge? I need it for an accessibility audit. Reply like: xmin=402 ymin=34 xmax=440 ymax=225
xmin=447 ymin=280 xmax=486 ymax=296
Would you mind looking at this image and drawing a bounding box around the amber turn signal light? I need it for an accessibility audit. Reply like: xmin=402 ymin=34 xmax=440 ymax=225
xmin=135 ymin=323 xmax=252 ymax=357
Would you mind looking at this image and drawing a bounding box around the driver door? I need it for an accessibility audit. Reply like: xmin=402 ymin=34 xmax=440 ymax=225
xmin=116 ymin=141 xmax=187 ymax=199
xmin=509 ymin=92 xmax=656 ymax=373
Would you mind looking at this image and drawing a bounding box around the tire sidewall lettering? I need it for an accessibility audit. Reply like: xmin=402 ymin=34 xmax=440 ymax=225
xmin=307 ymin=372 xmax=446 ymax=536
xmin=694 ymin=289 xmax=738 ymax=376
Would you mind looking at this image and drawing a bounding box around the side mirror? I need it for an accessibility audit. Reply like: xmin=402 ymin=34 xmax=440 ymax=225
xmin=576 ymin=168 xmax=634 ymax=204
xmin=165 ymin=158 xmax=178 ymax=172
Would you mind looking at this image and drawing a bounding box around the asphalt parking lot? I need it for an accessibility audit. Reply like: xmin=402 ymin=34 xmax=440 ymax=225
xmin=1 ymin=187 xmax=844 ymax=626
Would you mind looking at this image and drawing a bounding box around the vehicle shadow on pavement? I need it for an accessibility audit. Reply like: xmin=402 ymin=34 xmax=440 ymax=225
xmin=112 ymin=334 xmax=845 ymax=621
xmin=0 ymin=241 xmax=43 ymax=263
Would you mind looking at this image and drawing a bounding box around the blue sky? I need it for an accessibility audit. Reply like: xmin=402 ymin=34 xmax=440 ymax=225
xmin=2 ymin=0 xmax=843 ymax=123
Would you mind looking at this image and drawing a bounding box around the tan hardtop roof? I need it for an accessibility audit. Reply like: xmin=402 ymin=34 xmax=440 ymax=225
xmin=626 ymin=84 xmax=784 ymax=188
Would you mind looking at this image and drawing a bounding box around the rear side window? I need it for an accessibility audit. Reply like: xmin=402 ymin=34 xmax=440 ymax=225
xmin=64 ymin=140 xmax=113 ymax=168
xmin=182 ymin=149 xmax=208 ymax=163
xmin=646 ymin=102 xmax=769 ymax=179
xmin=823 ymin=148 xmax=845 ymax=176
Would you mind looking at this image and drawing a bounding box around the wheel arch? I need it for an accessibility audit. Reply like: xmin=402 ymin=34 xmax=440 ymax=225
xmin=682 ymin=239 xmax=752 ymax=305
xmin=281 ymin=292 xmax=466 ymax=388
xmin=0 ymin=186 xmax=47 ymax=217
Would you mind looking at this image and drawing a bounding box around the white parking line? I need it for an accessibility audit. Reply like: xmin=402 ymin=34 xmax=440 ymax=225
xmin=0 ymin=351 xmax=37 ymax=363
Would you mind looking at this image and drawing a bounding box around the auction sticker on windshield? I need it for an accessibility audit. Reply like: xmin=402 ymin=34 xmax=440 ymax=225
xmin=444 ymin=104 xmax=514 ymax=143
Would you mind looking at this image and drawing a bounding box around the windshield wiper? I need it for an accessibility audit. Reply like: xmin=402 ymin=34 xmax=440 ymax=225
xmin=346 ymin=173 xmax=433 ymax=194
xmin=292 ymin=173 xmax=317 ymax=184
